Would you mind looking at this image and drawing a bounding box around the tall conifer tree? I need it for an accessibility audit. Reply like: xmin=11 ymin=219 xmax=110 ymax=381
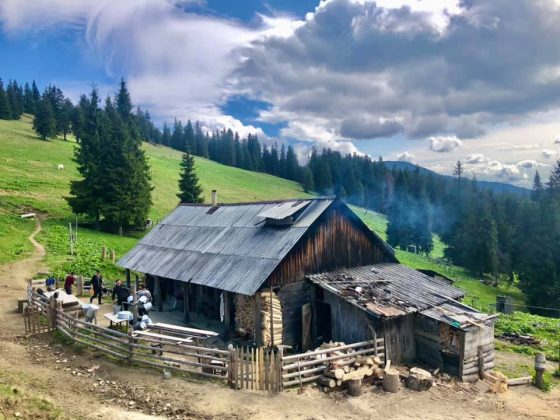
xmin=177 ymin=152 xmax=204 ymax=203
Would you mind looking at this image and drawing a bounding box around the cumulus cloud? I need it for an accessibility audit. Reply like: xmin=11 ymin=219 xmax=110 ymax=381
xmin=542 ymin=149 xmax=557 ymax=159
xmin=397 ymin=151 xmax=415 ymax=162
xmin=555 ymin=135 xmax=560 ymax=145
xmin=465 ymin=153 xmax=486 ymax=164
xmin=428 ymin=136 xmax=462 ymax=153
xmin=234 ymin=0 xmax=560 ymax=151
xmin=516 ymin=159 xmax=539 ymax=169
xmin=339 ymin=116 xmax=403 ymax=139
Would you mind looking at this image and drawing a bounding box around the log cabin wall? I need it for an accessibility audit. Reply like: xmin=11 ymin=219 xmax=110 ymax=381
xmin=276 ymin=282 xmax=311 ymax=349
xmin=414 ymin=315 xmax=444 ymax=368
xmin=381 ymin=315 xmax=416 ymax=364
xmin=318 ymin=288 xmax=379 ymax=345
xmin=268 ymin=204 xmax=392 ymax=289
xmin=460 ymin=323 xmax=495 ymax=381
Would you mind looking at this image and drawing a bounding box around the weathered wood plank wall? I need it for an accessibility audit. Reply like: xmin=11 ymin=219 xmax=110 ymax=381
xmin=276 ymin=282 xmax=311 ymax=349
xmin=268 ymin=205 xmax=391 ymax=288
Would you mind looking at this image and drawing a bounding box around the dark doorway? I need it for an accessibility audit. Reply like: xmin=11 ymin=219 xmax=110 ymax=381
xmin=315 ymin=301 xmax=332 ymax=343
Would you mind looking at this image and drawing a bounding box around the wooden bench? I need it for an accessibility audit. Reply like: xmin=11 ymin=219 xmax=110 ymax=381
xmin=149 ymin=322 xmax=219 ymax=339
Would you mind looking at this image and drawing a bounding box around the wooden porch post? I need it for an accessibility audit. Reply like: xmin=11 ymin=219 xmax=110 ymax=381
xmin=255 ymin=293 xmax=262 ymax=346
xmin=125 ymin=269 xmax=131 ymax=288
xmin=155 ymin=276 xmax=163 ymax=312
xmin=223 ymin=291 xmax=232 ymax=339
xmin=183 ymin=282 xmax=190 ymax=322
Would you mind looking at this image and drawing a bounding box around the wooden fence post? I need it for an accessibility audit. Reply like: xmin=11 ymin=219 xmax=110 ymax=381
xmin=535 ymin=353 xmax=546 ymax=390
xmin=128 ymin=327 xmax=134 ymax=364
xmin=277 ymin=346 xmax=284 ymax=392
xmin=111 ymin=249 xmax=116 ymax=263
xmin=77 ymin=276 xmax=83 ymax=297
xmin=101 ymin=246 xmax=107 ymax=260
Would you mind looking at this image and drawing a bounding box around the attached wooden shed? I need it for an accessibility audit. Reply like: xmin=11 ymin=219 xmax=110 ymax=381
xmin=308 ymin=264 xmax=497 ymax=380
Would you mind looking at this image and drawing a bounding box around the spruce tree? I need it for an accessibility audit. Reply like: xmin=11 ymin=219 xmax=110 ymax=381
xmin=302 ymin=167 xmax=315 ymax=193
xmin=67 ymin=87 xmax=105 ymax=229
xmin=531 ymin=171 xmax=544 ymax=201
xmin=33 ymin=98 xmax=57 ymax=139
xmin=0 ymin=80 xmax=12 ymax=119
xmin=548 ymin=159 xmax=560 ymax=192
xmin=177 ymin=152 xmax=204 ymax=203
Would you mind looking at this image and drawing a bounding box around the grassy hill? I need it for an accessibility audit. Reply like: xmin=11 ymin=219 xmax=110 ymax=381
xmin=0 ymin=116 xmax=524 ymax=311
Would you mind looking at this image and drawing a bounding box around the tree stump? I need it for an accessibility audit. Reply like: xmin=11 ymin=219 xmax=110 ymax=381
xmin=382 ymin=368 xmax=400 ymax=393
xmin=406 ymin=368 xmax=433 ymax=391
xmin=347 ymin=379 xmax=362 ymax=397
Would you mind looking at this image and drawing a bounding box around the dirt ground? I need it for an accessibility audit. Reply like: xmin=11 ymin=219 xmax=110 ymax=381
xmin=1 ymin=219 xmax=559 ymax=419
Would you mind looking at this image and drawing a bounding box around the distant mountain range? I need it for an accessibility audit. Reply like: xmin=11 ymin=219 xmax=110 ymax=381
xmin=385 ymin=161 xmax=531 ymax=197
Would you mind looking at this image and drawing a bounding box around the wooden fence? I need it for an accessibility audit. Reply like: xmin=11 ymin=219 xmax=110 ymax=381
xmin=281 ymin=339 xmax=385 ymax=388
xmin=23 ymin=288 xmax=383 ymax=393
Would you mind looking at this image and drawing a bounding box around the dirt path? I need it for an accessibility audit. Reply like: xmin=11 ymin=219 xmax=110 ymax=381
xmin=0 ymin=220 xmax=559 ymax=419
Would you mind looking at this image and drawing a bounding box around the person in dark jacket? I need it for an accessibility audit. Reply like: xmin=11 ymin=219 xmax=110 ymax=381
xmin=89 ymin=271 xmax=103 ymax=304
xmin=64 ymin=272 xmax=75 ymax=295
xmin=111 ymin=280 xmax=129 ymax=309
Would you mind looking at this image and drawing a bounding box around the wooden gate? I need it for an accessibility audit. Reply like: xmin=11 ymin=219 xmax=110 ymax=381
xmin=229 ymin=347 xmax=282 ymax=391
xmin=24 ymin=305 xmax=54 ymax=336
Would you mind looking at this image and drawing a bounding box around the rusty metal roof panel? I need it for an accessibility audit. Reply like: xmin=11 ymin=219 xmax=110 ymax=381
xmin=118 ymin=198 xmax=335 ymax=295
xmin=308 ymin=263 xmax=466 ymax=319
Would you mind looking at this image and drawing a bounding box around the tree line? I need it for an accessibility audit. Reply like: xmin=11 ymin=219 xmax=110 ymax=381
xmin=3 ymin=76 xmax=558 ymax=312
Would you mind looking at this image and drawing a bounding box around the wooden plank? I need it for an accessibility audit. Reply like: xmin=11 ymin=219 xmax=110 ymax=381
xmin=281 ymin=340 xmax=381 ymax=361
xmin=302 ymin=303 xmax=311 ymax=352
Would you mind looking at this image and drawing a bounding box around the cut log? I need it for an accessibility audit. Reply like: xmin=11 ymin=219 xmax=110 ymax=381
xmin=382 ymin=368 xmax=400 ymax=393
xmin=384 ymin=359 xmax=391 ymax=371
xmin=507 ymin=376 xmax=532 ymax=386
xmin=342 ymin=368 xmax=367 ymax=382
xmin=317 ymin=376 xmax=336 ymax=388
xmin=371 ymin=367 xmax=384 ymax=378
xmin=325 ymin=368 xmax=345 ymax=380
xmin=406 ymin=368 xmax=433 ymax=392
xmin=373 ymin=356 xmax=382 ymax=365
xmin=347 ymin=379 xmax=362 ymax=397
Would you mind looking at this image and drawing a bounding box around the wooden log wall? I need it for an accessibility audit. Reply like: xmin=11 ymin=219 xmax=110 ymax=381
xmin=381 ymin=314 xmax=416 ymax=364
xmin=268 ymin=205 xmax=392 ymax=289
xmin=414 ymin=315 xmax=443 ymax=369
xmin=276 ymin=282 xmax=310 ymax=348
xmin=321 ymin=288 xmax=379 ymax=345
xmin=460 ymin=323 xmax=495 ymax=382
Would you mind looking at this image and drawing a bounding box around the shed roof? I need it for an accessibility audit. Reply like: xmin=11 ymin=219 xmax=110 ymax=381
xmin=119 ymin=198 xmax=340 ymax=295
xmin=420 ymin=300 xmax=497 ymax=329
xmin=308 ymin=263 xmax=466 ymax=319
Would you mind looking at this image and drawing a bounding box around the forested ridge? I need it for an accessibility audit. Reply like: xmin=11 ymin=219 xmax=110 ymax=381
xmin=1 ymin=77 xmax=558 ymax=311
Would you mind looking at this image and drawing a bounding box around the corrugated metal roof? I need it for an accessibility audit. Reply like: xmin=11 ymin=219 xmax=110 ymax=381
xmin=420 ymin=301 xmax=496 ymax=328
xmin=118 ymin=198 xmax=335 ymax=295
xmin=257 ymin=200 xmax=311 ymax=220
xmin=308 ymin=263 xmax=466 ymax=319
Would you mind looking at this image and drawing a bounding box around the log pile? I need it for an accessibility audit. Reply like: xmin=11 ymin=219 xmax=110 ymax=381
xmin=317 ymin=355 xmax=384 ymax=392
xmin=235 ymin=295 xmax=256 ymax=337
xmin=259 ymin=291 xmax=283 ymax=346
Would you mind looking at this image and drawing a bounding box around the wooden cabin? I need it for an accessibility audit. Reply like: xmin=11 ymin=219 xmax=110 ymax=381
xmin=308 ymin=264 xmax=497 ymax=381
xmin=118 ymin=197 xmax=396 ymax=349
xmin=118 ymin=195 xmax=496 ymax=380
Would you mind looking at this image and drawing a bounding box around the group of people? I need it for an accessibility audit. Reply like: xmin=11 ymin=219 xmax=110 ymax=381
xmin=48 ymin=271 xmax=152 ymax=309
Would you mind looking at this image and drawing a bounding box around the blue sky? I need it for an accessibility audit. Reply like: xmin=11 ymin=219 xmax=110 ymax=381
xmin=2 ymin=0 xmax=560 ymax=186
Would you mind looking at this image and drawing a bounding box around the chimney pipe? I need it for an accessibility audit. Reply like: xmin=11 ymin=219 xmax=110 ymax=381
xmin=211 ymin=190 xmax=218 ymax=206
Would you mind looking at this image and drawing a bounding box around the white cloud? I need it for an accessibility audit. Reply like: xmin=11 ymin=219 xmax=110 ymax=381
xmin=428 ymin=136 xmax=462 ymax=153
xmin=516 ymin=159 xmax=539 ymax=169
xmin=397 ymin=151 xmax=415 ymax=162
xmin=542 ymin=149 xmax=557 ymax=159
xmin=465 ymin=153 xmax=486 ymax=164
xmin=555 ymin=135 xmax=560 ymax=145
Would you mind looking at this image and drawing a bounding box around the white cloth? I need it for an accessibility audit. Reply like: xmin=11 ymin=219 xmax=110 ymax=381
xmin=220 ymin=292 xmax=225 ymax=323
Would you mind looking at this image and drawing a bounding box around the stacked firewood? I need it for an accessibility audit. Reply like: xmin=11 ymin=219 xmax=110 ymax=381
xmin=317 ymin=356 xmax=384 ymax=389
xmin=259 ymin=291 xmax=283 ymax=346
xmin=235 ymin=295 xmax=256 ymax=337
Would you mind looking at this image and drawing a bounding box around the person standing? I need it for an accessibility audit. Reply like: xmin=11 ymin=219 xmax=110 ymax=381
xmin=111 ymin=280 xmax=129 ymax=310
xmin=64 ymin=272 xmax=76 ymax=295
xmin=90 ymin=270 xmax=103 ymax=304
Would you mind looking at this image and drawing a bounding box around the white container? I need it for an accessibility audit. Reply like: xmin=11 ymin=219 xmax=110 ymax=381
xmin=118 ymin=310 xmax=132 ymax=320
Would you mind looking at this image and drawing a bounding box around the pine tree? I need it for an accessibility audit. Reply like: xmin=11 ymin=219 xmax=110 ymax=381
xmin=177 ymin=152 xmax=204 ymax=203
xmin=531 ymin=171 xmax=544 ymax=201
xmin=67 ymin=87 xmax=104 ymax=228
xmin=548 ymin=159 xmax=560 ymax=192
xmin=302 ymin=167 xmax=314 ymax=193
xmin=23 ymin=82 xmax=36 ymax=114
xmin=184 ymin=120 xmax=196 ymax=154
xmin=0 ymin=80 xmax=12 ymax=119
xmin=33 ymin=98 xmax=57 ymax=139
xmin=162 ymin=123 xmax=171 ymax=147
xmin=453 ymin=160 xmax=464 ymax=180
xmin=59 ymin=98 xmax=74 ymax=140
